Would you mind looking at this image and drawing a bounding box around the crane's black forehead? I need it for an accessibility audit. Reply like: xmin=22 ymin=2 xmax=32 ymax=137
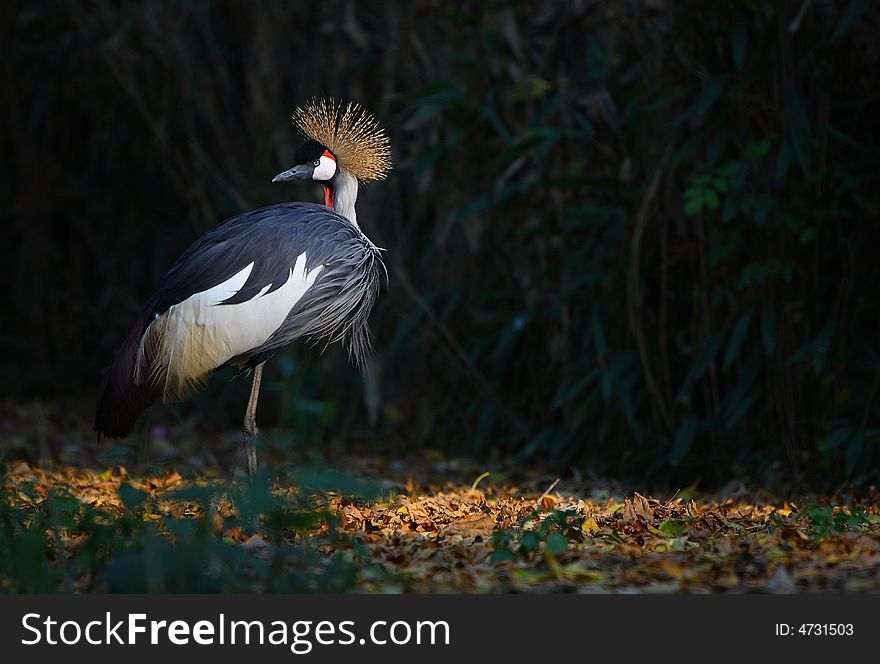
xmin=294 ymin=139 xmax=326 ymax=164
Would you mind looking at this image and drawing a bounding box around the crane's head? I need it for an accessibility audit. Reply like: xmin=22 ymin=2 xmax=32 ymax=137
xmin=272 ymin=98 xmax=391 ymax=192
xmin=272 ymin=138 xmax=339 ymax=184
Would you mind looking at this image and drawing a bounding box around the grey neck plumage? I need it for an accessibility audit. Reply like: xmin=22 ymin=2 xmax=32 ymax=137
xmin=332 ymin=167 xmax=359 ymax=228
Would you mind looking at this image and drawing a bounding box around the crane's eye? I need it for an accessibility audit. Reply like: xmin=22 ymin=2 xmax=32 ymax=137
xmin=313 ymin=159 xmax=321 ymax=166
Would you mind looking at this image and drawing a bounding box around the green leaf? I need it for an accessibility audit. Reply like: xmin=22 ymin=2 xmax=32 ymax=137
xmin=745 ymin=138 xmax=771 ymax=160
xmin=731 ymin=23 xmax=748 ymax=70
xmin=600 ymin=352 xmax=633 ymax=402
xmin=787 ymin=321 xmax=835 ymax=372
xmin=591 ymin=307 xmax=607 ymax=359
xmin=845 ymin=435 xmax=864 ymax=476
xmin=118 ymin=483 xmax=148 ymax=511
xmin=820 ymin=425 xmax=856 ymax=452
xmin=545 ymin=531 xmax=569 ymax=555
xmin=670 ymin=416 xmax=699 ymax=466
xmin=668 ymin=131 xmax=708 ymax=166
xmin=686 ymin=332 xmax=725 ymax=386
xmin=720 ymin=347 xmax=763 ymax=428
xmin=827 ymin=124 xmax=861 ymax=150
xmin=736 ymin=260 xmax=791 ymax=290
xmin=724 ymin=391 xmax=760 ymax=430
xmin=785 ymin=89 xmax=812 ymax=177
xmin=658 ymin=518 xmax=687 ymax=537
xmin=520 ymin=531 xmax=539 ymax=552
xmin=760 ymin=303 xmax=776 ymax=356
xmin=812 ymin=321 xmax=836 ymax=375
xmin=723 ymin=308 xmax=754 ymax=370
xmin=799 ymin=227 xmax=817 ymax=244
xmin=684 ymin=197 xmax=703 ymax=217
xmin=722 ymin=200 xmax=738 ymax=223
xmin=491 ymin=547 xmax=517 ymax=563
xmin=775 ymin=138 xmax=793 ymax=178
xmin=552 ymin=369 xmax=598 ymax=408
xmin=481 ymin=105 xmax=513 ymax=144
xmin=704 ymin=188 xmax=720 ymax=211
xmin=675 ymin=76 xmax=728 ymax=127
xmin=832 ymin=0 xmax=872 ymax=42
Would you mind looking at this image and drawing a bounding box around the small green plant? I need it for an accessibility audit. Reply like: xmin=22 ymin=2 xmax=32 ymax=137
xmin=491 ymin=509 xmax=584 ymax=563
xmin=801 ymin=502 xmax=874 ymax=539
xmin=0 ymin=465 xmax=382 ymax=593
xmin=767 ymin=501 xmax=874 ymax=540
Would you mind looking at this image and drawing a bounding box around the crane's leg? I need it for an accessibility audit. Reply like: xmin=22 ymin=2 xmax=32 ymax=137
xmin=242 ymin=362 xmax=265 ymax=480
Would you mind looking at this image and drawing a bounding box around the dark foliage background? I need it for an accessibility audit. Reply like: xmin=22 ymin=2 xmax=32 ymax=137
xmin=2 ymin=0 xmax=879 ymax=488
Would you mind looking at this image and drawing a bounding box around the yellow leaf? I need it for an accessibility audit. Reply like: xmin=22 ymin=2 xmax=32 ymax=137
xmin=582 ymin=516 xmax=599 ymax=534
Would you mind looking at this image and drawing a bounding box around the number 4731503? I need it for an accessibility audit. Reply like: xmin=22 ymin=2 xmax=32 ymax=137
xmin=775 ymin=624 xmax=854 ymax=636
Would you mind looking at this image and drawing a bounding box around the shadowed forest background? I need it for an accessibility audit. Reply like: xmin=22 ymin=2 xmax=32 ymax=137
xmin=3 ymin=0 xmax=879 ymax=493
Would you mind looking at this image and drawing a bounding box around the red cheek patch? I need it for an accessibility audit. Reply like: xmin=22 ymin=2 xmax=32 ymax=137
xmin=322 ymin=149 xmax=336 ymax=161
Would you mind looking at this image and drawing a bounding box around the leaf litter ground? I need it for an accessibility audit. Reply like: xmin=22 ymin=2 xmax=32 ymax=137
xmin=2 ymin=397 xmax=879 ymax=592
xmin=3 ymin=456 xmax=879 ymax=593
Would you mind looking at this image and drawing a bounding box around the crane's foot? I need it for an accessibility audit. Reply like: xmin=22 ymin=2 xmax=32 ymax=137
xmin=243 ymin=424 xmax=259 ymax=479
xmin=232 ymin=430 xmax=259 ymax=480
xmin=239 ymin=426 xmax=260 ymax=530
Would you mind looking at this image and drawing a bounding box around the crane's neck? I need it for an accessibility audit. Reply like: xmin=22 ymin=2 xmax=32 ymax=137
xmin=324 ymin=167 xmax=359 ymax=228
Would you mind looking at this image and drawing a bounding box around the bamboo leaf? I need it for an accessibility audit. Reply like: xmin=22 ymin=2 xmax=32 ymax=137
xmin=761 ymin=303 xmax=777 ymax=356
xmin=674 ymin=76 xmax=728 ymax=127
xmin=678 ymin=332 xmax=725 ymax=398
xmin=846 ymin=435 xmax=864 ymax=476
xmin=670 ymin=416 xmax=699 ymax=466
xmin=820 ymin=426 xmax=856 ymax=451
xmin=723 ymin=308 xmax=754 ymax=370
xmin=832 ymin=0 xmax=872 ymax=42
xmin=731 ymin=23 xmax=748 ymax=71
xmin=785 ymin=89 xmax=812 ymax=177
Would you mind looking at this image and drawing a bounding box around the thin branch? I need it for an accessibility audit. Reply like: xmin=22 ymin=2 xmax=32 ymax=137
xmin=627 ymin=161 xmax=671 ymax=428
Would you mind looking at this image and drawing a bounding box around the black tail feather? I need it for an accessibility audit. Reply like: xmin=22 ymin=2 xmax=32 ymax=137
xmin=94 ymin=328 xmax=152 ymax=439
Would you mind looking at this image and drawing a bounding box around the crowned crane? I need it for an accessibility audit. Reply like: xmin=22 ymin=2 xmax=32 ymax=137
xmin=95 ymin=99 xmax=391 ymax=478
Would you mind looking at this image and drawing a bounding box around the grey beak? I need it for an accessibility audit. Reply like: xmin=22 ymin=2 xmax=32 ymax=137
xmin=272 ymin=164 xmax=310 ymax=182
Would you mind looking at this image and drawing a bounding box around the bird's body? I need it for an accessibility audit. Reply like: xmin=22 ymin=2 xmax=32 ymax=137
xmin=95 ymin=202 xmax=384 ymax=438
xmin=95 ymin=99 xmax=392 ymax=476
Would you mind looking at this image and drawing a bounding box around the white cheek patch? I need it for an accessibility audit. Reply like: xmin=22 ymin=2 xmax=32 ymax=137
xmin=312 ymin=155 xmax=337 ymax=181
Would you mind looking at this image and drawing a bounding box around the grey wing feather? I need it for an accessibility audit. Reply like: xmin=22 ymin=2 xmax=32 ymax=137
xmin=144 ymin=201 xmax=385 ymax=367
xmin=251 ymin=231 xmax=386 ymax=366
